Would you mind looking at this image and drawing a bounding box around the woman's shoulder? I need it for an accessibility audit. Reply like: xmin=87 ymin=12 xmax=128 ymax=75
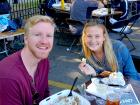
xmin=111 ymin=39 xmax=129 ymax=54
xmin=112 ymin=39 xmax=125 ymax=47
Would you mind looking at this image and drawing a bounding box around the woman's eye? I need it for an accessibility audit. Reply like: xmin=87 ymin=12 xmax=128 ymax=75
xmin=95 ymin=35 xmax=100 ymax=38
xmin=87 ymin=35 xmax=92 ymax=38
xmin=47 ymin=34 xmax=53 ymax=37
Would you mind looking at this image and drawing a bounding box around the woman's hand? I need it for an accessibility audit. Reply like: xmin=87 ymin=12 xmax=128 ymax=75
xmin=79 ymin=62 xmax=96 ymax=76
xmin=98 ymin=71 xmax=112 ymax=77
xmin=98 ymin=0 xmax=107 ymax=8
xmin=98 ymin=0 xmax=105 ymax=8
xmin=69 ymin=25 xmax=77 ymax=34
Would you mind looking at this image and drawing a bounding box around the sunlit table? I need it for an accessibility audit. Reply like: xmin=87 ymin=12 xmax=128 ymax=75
xmin=77 ymin=77 xmax=140 ymax=105
xmin=0 ymin=28 xmax=24 ymax=55
xmin=52 ymin=3 xmax=71 ymax=13
xmin=92 ymin=8 xmax=122 ymax=26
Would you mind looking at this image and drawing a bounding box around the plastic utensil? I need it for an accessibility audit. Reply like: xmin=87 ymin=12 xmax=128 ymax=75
xmin=68 ymin=77 xmax=78 ymax=97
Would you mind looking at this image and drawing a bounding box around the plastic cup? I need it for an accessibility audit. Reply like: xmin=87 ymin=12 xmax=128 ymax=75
xmin=106 ymin=93 xmax=120 ymax=105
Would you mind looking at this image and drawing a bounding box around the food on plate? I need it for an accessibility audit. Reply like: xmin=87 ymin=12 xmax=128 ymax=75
xmin=81 ymin=58 xmax=86 ymax=63
xmin=109 ymin=72 xmax=125 ymax=86
xmin=55 ymin=96 xmax=80 ymax=105
xmin=39 ymin=90 xmax=90 ymax=105
xmin=92 ymin=8 xmax=114 ymax=16
xmin=97 ymin=71 xmax=112 ymax=77
xmin=101 ymin=72 xmax=126 ymax=86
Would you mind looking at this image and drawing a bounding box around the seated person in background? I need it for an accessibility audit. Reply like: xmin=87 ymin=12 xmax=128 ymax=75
xmin=79 ymin=20 xmax=140 ymax=80
xmin=107 ymin=0 xmax=129 ymax=33
xmin=45 ymin=0 xmax=55 ymax=8
xmin=109 ymin=0 xmax=128 ymax=22
xmin=99 ymin=0 xmax=107 ymax=8
xmin=39 ymin=0 xmax=55 ymax=15
xmin=131 ymin=1 xmax=140 ymax=15
xmin=69 ymin=0 xmax=105 ymax=35
xmin=0 ymin=15 xmax=56 ymax=105
xmin=136 ymin=1 xmax=140 ymax=13
xmin=70 ymin=0 xmax=104 ymax=23
xmin=0 ymin=0 xmax=11 ymax=14
xmin=97 ymin=0 xmax=128 ymax=28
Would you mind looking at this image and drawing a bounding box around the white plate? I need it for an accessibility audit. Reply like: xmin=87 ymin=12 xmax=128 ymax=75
xmin=52 ymin=3 xmax=70 ymax=10
xmin=39 ymin=89 xmax=91 ymax=105
xmin=92 ymin=8 xmax=114 ymax=16
xmin=86 ymin=82 xmax=113 ymax=100
xmin=86 ymin=78 xmax=120 ymax=100
xmin=52 ymin=3 xmax=61 ymax=8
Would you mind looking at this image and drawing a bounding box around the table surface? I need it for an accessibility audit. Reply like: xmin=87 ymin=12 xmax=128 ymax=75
xmin=92 ymin=10 xmax=122 ymax=17
xmin=0 ymin=28 xmax=24 ymax=40
xmin=127 ymin=78 xmax=140 ymax=100
xmin=128 ymin=0 xmax=140 ymax=2
xmin=52 ymin=3 xmax=71 ymax=13
xmin=80 ymin=78 xmax=140 ymax=105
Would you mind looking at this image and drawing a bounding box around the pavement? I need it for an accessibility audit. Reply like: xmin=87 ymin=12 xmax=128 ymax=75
xmin=48 ymin=37 xmax=87 ymax=94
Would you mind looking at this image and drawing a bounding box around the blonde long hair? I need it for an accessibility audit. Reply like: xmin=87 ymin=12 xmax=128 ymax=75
xmin=81 ymin=20 xmax=118 ymax=72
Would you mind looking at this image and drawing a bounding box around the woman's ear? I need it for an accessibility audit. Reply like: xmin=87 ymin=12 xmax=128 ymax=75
xmin=24 ymin=35 xmax=28 ymax=45
xmin=103 ymin=32 xmax=106 ymax=41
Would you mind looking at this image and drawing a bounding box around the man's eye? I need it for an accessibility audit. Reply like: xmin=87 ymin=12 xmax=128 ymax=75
xmin=34 ymin=34 xmax=41 ymax=36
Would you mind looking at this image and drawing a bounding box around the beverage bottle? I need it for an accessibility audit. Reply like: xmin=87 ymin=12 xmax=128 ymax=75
xmin=61 ymin=0 xmax=65 ymax=10
xmin=107 ymin=0 xmax=111 ymax=14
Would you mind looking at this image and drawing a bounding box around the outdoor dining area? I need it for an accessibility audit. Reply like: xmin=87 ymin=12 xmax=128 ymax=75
xmin=39 ymin=0 xmax=140 ymax=51
xmin=0 ymin=0 xmax=140 ymax=105
xmin=41 ymin=75 xmax=140 ymax=105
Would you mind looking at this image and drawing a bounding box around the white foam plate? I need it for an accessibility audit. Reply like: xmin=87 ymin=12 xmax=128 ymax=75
xmin=52 ymin=3 xmax=61 ymax=8
xmin=52 ymin=3 xmax=70 ymax=10
xmin=92 ymin=8 xmax=114 ymax=16
xmin=39 ymin=89 xmax=91 ymax=105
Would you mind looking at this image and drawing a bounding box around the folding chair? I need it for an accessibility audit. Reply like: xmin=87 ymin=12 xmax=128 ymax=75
xmin=65 ymin=18 xmax=84 ymax=54
xmin=128 ymin=13 xmax=140 ymax=29
xmin=109 ymin=19 xmax=136 ymax=51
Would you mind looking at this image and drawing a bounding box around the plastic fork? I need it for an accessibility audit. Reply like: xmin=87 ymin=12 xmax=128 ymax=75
xmin=68 ymin=77 xmax=78 ymax=97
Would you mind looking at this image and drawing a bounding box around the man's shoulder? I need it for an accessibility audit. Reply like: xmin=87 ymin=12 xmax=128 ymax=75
xmin=0 ymin=51 xmax=22 ymax=78
xmin=0 ymin=51 xmax=20 ymax=65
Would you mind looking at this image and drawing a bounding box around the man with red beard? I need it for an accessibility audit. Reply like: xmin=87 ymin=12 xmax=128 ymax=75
xmin=0 ymin=15 xmax=56 ymax=105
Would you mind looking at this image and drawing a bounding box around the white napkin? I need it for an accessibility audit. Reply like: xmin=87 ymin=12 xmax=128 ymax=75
xmin=92 ymin=8 xmax=108 ymax=16
xmin=92 ymin=8 xmax=114 ymax=16
xmin=52 ymin=3 xmax=61 ymax=8
xmin=86 ymin=78 xmax=115 ymax=100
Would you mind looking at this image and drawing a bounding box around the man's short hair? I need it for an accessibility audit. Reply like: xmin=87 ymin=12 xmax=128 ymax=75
xmin=24 ymin=15 xmax=56 ymax=36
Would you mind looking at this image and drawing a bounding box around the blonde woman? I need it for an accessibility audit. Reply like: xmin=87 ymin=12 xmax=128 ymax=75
xmin=79 ymin=20 xmax=140 ymax=80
